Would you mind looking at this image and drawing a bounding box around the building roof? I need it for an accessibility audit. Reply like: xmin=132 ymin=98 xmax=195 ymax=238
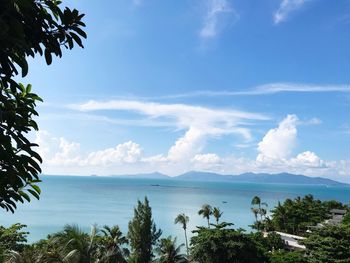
xmin=275 ymin=231 xmax=306 ymax=250
xmin=330 ymin=209 xmax=347 ymax=215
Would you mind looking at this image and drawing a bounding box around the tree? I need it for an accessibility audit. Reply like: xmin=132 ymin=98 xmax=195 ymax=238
xmin=269 ymin=251 xmax=306 ymax=263
xmin=0 ymin=223 xmax=28 ymax=252
xmin=270 ymin=195 xmax=329 ymax=235
xmin=198 ymin=204 xmax=212 ymax=228
xmin=97 ymin=225 xmax=129 ymax=263
xmin=128 ymin=197 xmax=162 ymax=263
xmin=212 ymin=207 xmax=223 ymax=225
xmin=155 ymin=236 xmax=187 ymax=263
xmin=302 ymin=224 xmax=350 ymax=263
xmin=250 ymin=232 xmax=284 ymax=255
xmin=51 ymin=224 xmax=98 ymax=263
xmin=251 ymin=196 xmax=268 ymax=231
xmin=174 ymin=213 xmax=189 ymax=256
xmin=342 ymin=210 xmax=350 ymax=226
xmin=0 ymin=0 xmax=86 ymax=212
xmin=190 ymin=224 xmax=267 ymax=263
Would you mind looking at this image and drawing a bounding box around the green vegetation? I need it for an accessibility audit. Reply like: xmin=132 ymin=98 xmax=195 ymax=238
xmin=155 ymin=236 xmax=187 ymax=263
xmin=0 ymin=195 xmax=350 ymax=262
xmin=128 ymin=197 xmax=162 ymax=263
xmin=198 ymin=204 xmax=212 ymax=228
xmin=302 ymin=225 xmax=350 ymax=263
xmin=190 ymin=223 xmax=267 ymax=263
xmin=174 ymin=213 xmax=189 ymax=256
xmin=257 ymin=194 xmax=345 ymax=236
xmin=0 ymin=0 xmax=86 ymax=212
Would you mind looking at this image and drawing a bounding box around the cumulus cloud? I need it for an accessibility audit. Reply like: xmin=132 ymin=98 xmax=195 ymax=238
xmin=290 ymin=151 xmax=324 ymax=168
xmin=199 ymin=0 xmax=238 ymax=39
xmin=35 ymin=130 xmax=81 ymax=166
xmin=86 ymin=141 xmax=143 ymax=166
xmin=257 ymin=114 xmax=299 ymax=161
xmin=35 ymin=131 xmax=143 ymax=169
xmin=253 ymin=114 xmax=336 ymax=177
xmin=167 ymin=128 xmax=205 ymax=162
xmin=192 ymin=153 xmax=221 ymax=164
xmin=274 ymin=0 xmax=308 ymax=24
xmin=35 ymin=129 xmax=350 ymax=182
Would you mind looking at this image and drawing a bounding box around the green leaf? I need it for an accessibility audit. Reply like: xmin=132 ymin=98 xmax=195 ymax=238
xmin=70 ymin=32 xmax=83 ymax=48
xmin=27 ymin=189 xmax=40 ymax=200
xmin=45 ymin=49 xmax=52 ymax=65
xmin=26 ymin=84 xmax=32 ymax=93
xmin=30 ymin=184 xmax=41 ymax=194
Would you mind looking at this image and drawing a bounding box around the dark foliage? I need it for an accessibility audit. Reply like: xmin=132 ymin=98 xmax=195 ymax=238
xmin=0 ymin=0 xmax=86 ymax=212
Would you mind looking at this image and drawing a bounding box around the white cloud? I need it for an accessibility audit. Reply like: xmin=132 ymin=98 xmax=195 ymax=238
xmin=199 ymin=0 xmax=238 ymax=39
xmin=35 ymin=129 xmax=350 ymax=182
xmin=192 ymin=153 xmax=221 ymax=164
xmin=290 ymin=151 xmax=324 ymax=167
xmin=131 ymin=83 xmax=350 ymax=100
xmin=70 ymin=100 xmax=267 ymax=164
xmin=167 ymin=128 xmax=205 ymax=162
xmin=35 ymin=130 xmax=81 ymax=166
xmin=85 ymin=141 xmax=143 ymax=166
xmin=252 ymin=83 xmax=350 ymax=94
xmin=71 ymin=100 xmax=267 ymax=134
xmin=274 ymin=0 xmax=308 ymax=24
xmin=302 ymin=117 xmax=322 ymax=125
xmin=257 ymin=114 xmax=299 ymax=161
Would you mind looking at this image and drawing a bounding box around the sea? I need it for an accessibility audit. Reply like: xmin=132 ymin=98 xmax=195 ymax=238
xmin=1 ymin=175 xmax=350 ymax=244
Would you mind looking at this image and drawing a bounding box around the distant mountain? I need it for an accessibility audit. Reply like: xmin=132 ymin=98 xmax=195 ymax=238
xmin=113 ymin=172 xmax=170 ymax=180
xmin=109 ymin=171 xmax=347 ymax=186
xmin=174 ymin=171 xmax=347 ymax=186
xmin=176 ymin=171 xmax=231 ymax=181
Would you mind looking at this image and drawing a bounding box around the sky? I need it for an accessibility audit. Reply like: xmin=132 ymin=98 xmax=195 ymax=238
xmin=23 ymin=0 xmax=350 ymax=182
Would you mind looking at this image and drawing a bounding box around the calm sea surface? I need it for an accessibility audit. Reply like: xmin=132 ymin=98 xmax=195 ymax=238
xmin=1 ymin=175 xmax=350 ymax=244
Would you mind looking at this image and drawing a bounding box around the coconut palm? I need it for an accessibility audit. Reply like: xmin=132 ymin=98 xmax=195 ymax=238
xmin=174 ymin=213 xmax=189 ymax=256
xmin=97 ymin=225 xmax=129 ymax=263
xmin=155 ymin=236 xmax=187 ymax=263
xmin=6 ymin=250 xmax=36 ymax=263
xmin=198 ymin=204 xmax=212 ymax=228
xmin=212 ymin=207 xmax=223 ymax=225
xmin=52 ymin=224 xmax=98 ymax=263
xmin=251 ymin=196 xmax=261 ymax=208
xmin=251 ymin=196 xmax=268 ymax=221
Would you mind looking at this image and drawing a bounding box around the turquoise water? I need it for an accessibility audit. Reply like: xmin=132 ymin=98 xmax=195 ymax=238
xmin=1 ymin=175 xmax=350 ymax=244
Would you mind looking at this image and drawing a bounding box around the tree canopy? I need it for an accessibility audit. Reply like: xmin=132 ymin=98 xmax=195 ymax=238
xmin=128 ymin=197 xmax=162 ymax=263
xmin=0 ymin=0 xmax=86 ymax=212
xmin=302 ymin=224 xmax=350 ymax=263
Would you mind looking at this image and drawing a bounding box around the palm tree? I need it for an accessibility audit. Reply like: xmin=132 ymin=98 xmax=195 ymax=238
xmin=98 ymin=225 xmax=129 ymax=263
xmin=198 ymin=204 xmax=212 ymax=228
xmin=212 ymin=207 xmax=223 ymax=225
xmin=251 ymin=196 xmax=268 ymax=221
xmin=52 ymin=224 xmax=98 ymax=263
xmin=6 ymin=250 xmax=36 ymax=263
xmin=251 ymin=207 xmax=259 ymax=226
xmin=155 ymin=236 xmax=187 ymax=263
xmin=174 ymin=213 xmax=189 ymax=256
xmin=251 ymin=196 xmax=261 ymax=208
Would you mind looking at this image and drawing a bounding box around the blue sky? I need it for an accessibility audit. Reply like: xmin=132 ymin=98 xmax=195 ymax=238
xmin=24 ymin=0 xmax=350 ymax=181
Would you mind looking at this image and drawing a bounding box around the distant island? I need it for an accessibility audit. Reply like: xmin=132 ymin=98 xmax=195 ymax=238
xmin=111 ymin=171 xmax=348 ymax=186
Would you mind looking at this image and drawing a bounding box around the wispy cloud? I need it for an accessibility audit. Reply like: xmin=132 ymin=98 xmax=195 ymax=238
xmin=137 ymin=83 xmax=350 ymax=100
xmin=70 ymin=100 xmax=268 ymax=163
xmin=70 ymin=100 xmax=268 ymax=137
xmin=274 ymin=0 xmax=308 ymax=24
xmin=199 ymin=0 xmax=238 ymax=39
